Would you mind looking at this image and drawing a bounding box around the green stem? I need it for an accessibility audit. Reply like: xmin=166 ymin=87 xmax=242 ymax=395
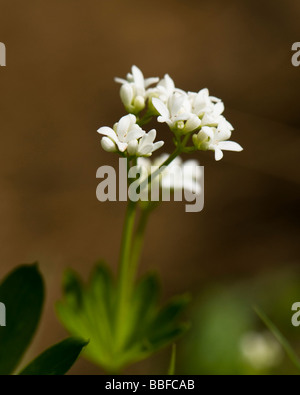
xmin=136 ymin=110 xmax=154 ymax=127
xmin=118 ymin=200 xmax=137 ymax=296
xmin=115 ymin=156 xmax=137 ymax=348
xmin=115 ymin=199 xmax=137 ymax=349
xmin=114 ymin=147 xmax=181 ymax=350
xmin=129 ymin=206 xmax=152 ymax=283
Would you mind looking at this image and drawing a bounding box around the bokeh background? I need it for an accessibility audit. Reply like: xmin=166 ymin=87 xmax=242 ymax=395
xmin=0 ymin=0 xmax=299 ymax=374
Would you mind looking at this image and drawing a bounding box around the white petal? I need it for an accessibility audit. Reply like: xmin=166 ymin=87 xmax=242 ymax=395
xmin=214 ymin=148 xmax=224 ymax=161
xmin=133 ymin=95 xmax=145 ymax=112
xmin=218 ymin=141 xmax=243 ymax=152
xmin=201 ymin=126 xmax=215 ymax=140
xmin=170 ymin=93 xmax=186 ymax=115
xmin=144 ymin=77 xmax=159 ymax=88
xmin=125 ymin=126 xmax=145 ymax=143
xmin=176 ymin=113 xmax=192 ymax=121
xmin=117 ymin=114 xmax=135 ymax=140
xmin=116 ymin=141 xmax=128 ymax=153
xmin=97 ymin=127 xmax=118 ymax=143
xmin=216 ymin=128 xmax=231 ymax=141
xmin=210 ymin=95 xmax=221 ymax=103
xmin=152 ymin=141 xmax=164 ymax=152
xmin=127 ymin=140 xmax=139 ymax=156
xmin=218 ymin=117 xmax=234 ymax=132
xmin=101 ymin=137 xmax=117 ymax=152
xmin=202 ymin=113 xmax=219 ymax=126
xmin=132 ymin=65 xmax=144 ymax=88
xmin=128 ymin=113 xmax=137 ymax=126
xmin=214 ymin=102 xmax=225 ymax=116
xmin=114 ymin=77 xmax=128 ymax=85
xmin=138 ymin=144 xmax=153 ymax=156
xmin=136 ymin=132 xmax=153 ymax=152
xmin=152 ymin=98 xmax=170 ymax=119
xmin=199 ymin=88 xmax=209 ymax=97
xmin=146 ymin=129 xmax=157 ymax=143
xmin=164 ymin=74 xmax=175 ymax=91
xmin=157 ymin=115 xmax=169 ymax=124
xmin=184 ymin=116 xmax=201 ymax=133
xmin=120 ymin=84 xmax=133 ymax=106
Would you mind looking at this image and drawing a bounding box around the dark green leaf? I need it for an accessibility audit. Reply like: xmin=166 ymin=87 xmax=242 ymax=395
xmin=133 ymin=273 xmax=160 ymax=318
xmin=149 ymin=323 xmax=190 ymax=351
xmin=125 ymin=274 xmax=160 ymax=347
xmin=19 ymin=338 xmax=88 ymax=375
xmin=62 ymin=270 xmax=84 ymax=309
xmin=0 ymin=264 xmax=44 ymax=375
xmin=149 ymin=295 xmax=190 ymax=338
xmin=90 ymin=262 xmax=114 ymax=325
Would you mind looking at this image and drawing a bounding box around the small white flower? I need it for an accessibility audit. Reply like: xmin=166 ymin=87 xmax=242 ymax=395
xmin=97 ymin=114 xmax=145 ymax=153
xmin=119 ymin=84 xmax=145 ymax=114
xmin=98 ymin=114 xmax=164 ymax=157
xmin=138 ymin=154 xmax=202 ymax=194
xmin=115 ymin=65 xmax=159 ymax=114
xmin=153 ymin=93 xmax=201 ymax=133
xmin=200 ymin=103 xmax=225 ymax=126
xmin=240 ymin=332 xmax=283 ymax=371
xmin=147 ymin=74 xmax=180 ymax=104
xmin=127 ymin=129 xmax=164 ymax=157
xmin=193 ymin=124 xmax=243 ymax=161
xmin=188 ymin=88 xmax=222 ymax=118
xmin=155 ymin=74 xmax=176 ymax=102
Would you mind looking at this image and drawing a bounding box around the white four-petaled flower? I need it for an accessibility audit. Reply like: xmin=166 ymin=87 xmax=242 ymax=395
xmin=152 ymin=93 xmax=201 ymax=133
xmin=115 ymin=66 xmax=159 ymax=114
xmin=193 ymin=124 xmax=243 ymax=161
xmin=97 ymin=114 xmax=164 ymax=157
xmin=127 ymin=129 xmax=164 ymax=157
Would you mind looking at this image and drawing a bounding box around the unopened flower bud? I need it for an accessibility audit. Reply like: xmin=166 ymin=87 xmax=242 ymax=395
xmin=120 ymin=84 xmax=134 ymax=108
xmin=101 ymin=137 xmax=117 ymax=152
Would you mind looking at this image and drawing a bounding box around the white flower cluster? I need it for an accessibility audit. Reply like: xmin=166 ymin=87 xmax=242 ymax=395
xmin=98 ymin=65 xmax=243 ymax=161
xmin=151 ymin=80 xmax=243 ymax=162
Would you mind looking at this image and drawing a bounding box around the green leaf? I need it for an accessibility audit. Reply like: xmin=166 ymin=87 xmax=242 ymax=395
xmin=19 ymin=338 xmax=88 ymax=375
xmin=0 ymin=264 xmax=44 ymax=375
xmin=149 ymin=323 xmax=190 ymax=351
xmin=133 ymin=273 xmax=160 ymax=318
xmin=89 ymin=262 xmax=115 ymax=332
xmin=149 ymin=295 xmax=190 ymax=343
xmin=57 ymin=265 xmax=190 ymax=373
xmin=168 ymin=344 xmax=177 ymax=375
xmin=126 ymin=273 xmax=160 ymax=347
xmin=56 ymin=264 xmax=115 ymax=369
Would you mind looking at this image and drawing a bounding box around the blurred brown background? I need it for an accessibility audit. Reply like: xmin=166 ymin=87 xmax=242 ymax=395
xmin=0 ymin=0 xmax=299 ymax=374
